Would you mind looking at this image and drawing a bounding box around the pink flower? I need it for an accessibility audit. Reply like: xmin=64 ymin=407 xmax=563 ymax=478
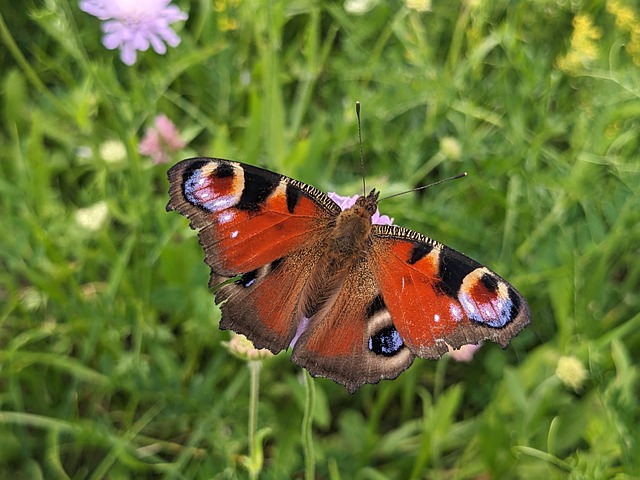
xmin=446 ymin=343 xmax=482 ymax=362
xmin=79 ymin=0 xmax=187 ymax=66
xmin=328 ymin=192 xmax=394 ymax=225
xmin=139 ymin=114 xmax=186 ymax=164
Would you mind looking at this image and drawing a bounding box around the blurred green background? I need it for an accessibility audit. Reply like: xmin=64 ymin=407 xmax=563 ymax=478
xmin=1 ymin=0 xmax=639 ymax=478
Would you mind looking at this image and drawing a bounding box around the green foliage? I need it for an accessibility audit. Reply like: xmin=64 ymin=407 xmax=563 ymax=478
xmin=1 ymin=0 xmax=639 ymax=477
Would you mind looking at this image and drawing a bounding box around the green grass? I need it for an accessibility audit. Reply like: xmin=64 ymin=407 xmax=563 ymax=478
xmin=1 ymin=0 xmax=639 ymax=478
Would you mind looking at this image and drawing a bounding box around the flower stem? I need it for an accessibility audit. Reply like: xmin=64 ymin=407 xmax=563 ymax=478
xmin=248 ymin=360 xmax=261 ymax=479
xmin=302 ymin=371 xmax=316 ymax=480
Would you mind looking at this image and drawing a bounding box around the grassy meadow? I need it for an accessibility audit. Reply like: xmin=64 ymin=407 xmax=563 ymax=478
xmin=1 ymin=0 xmax=639 ymax=478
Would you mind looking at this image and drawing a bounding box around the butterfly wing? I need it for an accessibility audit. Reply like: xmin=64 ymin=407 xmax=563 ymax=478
xmin=167 ymin=158 xmax=341 ymax=352
xmin=168 ymin=157 xmax=531 ymax=392
xmin=212 ymin=246 xmax=327 ymax=352
xmin=291 ymin=256 xmax=415 ymax=393
xmin=370 ymin=225 xmax=531 ymax=358
xmin=167 ymin=158 xmax=341 ymax=275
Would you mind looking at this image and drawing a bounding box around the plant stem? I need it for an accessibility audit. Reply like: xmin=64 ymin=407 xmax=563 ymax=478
xmin=302 ymin=371 xmax=316 ymax=480
xmin=248 ymin=360 xmax=261 ymax=479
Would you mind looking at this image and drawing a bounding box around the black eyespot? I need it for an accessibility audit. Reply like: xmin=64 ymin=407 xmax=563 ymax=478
xmin=436 ymin=247 xmax=482 ymax=298
xmin=368 ymin=326 xmax=404 ymax=357
xmin=236 ymin=269 xmax=258 ymax=288
xmin=480 ymin=273 xmax=499 ymax=293
xmin=214 ymin=162 xmax=234 ymax=178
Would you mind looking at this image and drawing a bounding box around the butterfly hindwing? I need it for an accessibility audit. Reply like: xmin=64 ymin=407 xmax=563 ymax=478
xmin=211 ymin=245 xmax=325 ymax=353
xmin=370 ymin=225 xmax=531 ymax=358
xmin=291 ymin=256 xmax=415 ymax=393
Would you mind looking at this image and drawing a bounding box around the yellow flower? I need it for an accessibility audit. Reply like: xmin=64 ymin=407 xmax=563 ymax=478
xmin=556 ymin=14 xmax=603 ymax=74
xmin=607 ymin=0 xmax=638 ymax=31
xmin=218 ymin=16 xmax=238 ymax=31
xmin=607 ymin=0 xmax=640 ymax=66
xmin=19 ymin=286 xmax=47 ymax=311
xmin=440 ymin=136 xmax=462 ymax=160
xmin=99 ymin=140 xmax=126 ymax=164
xmin=214 ymin=0 xmax=239 ymax=31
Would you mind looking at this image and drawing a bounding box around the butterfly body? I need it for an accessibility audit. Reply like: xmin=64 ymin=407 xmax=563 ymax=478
xmin=167 ymin=157 xmax=530 ymax=393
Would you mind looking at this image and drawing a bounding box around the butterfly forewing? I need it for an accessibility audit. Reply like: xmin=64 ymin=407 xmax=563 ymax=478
xmin=167 ymin=158 xmax=340 ymax=276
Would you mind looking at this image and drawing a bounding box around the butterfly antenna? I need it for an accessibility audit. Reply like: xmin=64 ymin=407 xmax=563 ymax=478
xmin=380 ymin=172 xmax=468 ymax=202
xmin=356 ymin=101 xmax=366 ymax=196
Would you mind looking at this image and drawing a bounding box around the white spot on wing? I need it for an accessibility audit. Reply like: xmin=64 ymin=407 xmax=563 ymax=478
xmin=230 ymin=230 xmax=239 ymax=238
xmin=434 ymin=314 xmax=440 ymax=323
xmin=218 ymin=211 xmax=235 ymax=224
xmin=450 ymin=304 xmax=463 ymax=322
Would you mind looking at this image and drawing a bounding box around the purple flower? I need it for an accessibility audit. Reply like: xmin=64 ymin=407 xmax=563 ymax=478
xmin=79 ymin=0 xmax=188 ymax=66
xmin=328 ymin=192 xmax=395 ymax=225
xmin=139 ymin=114 xmax=186 ymax=164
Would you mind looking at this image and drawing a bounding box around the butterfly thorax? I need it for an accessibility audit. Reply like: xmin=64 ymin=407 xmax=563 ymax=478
xmin=330 ymin=190 xmax=379 ymax=258
xmin=301 ymin=191 xmax=378 ymax=319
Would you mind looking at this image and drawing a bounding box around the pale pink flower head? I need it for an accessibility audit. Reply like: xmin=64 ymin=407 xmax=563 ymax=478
xmin=79 ymin=0 xmax=188 ymax=66
xmin=222 ymin=333 xmax=273 ymax=362
xmin=328 ymin=192 xmax=394 ymax=225
xmin=139 ymin=114 xmax=186 ymax=164
xmin=446 ymin=343 xmax=482 ymax=362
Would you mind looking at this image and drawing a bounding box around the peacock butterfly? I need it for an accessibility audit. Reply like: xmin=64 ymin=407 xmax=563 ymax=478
xmin=167 ymin=141 xmax=530 ymax=394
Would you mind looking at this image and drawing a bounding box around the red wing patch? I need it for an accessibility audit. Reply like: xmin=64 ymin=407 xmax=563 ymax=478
xmin=167 ymin=158 xmax=339 ymax=276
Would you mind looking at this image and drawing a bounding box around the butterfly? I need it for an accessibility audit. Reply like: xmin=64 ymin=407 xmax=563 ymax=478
xmin=167 ymin=158 xmax=531 ymax=393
